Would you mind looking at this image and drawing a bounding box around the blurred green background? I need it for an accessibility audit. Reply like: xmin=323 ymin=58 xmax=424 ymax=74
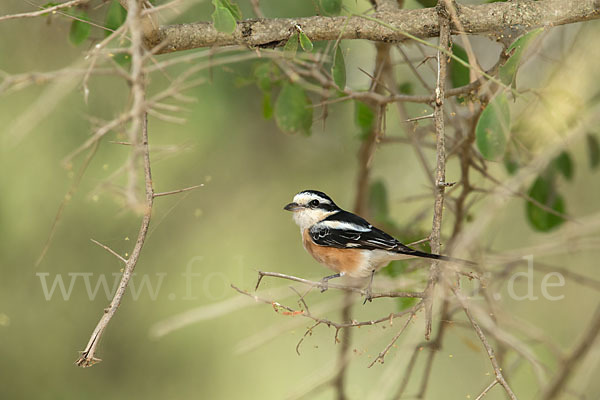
xmin=1 ymin=0 xmax=600 ymax=399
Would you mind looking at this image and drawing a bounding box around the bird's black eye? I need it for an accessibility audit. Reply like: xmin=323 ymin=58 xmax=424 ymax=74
xmin=309 ymin=199 xmax=320 ymax=208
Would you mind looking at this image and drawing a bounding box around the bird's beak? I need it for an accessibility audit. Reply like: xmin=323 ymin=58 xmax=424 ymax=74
xmin=284 ymin=202 xmax=302 ymax=211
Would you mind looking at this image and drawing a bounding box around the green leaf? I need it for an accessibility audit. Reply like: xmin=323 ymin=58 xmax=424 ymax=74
xmin=354 ymin=100 xmax=374 ymax=140
xmin=105 ymin=0 xmax=126 ymax=37
xmin=383 ymin=260 xmax=408 ymax=278
xmin=113 ymin=53 xmax=131 ymax=69
xmin=211 ymin=1 xmax=236 ymax=34
xmin=526 ymin=176 xmax=566 ymax=232
xmin=41 ymin=2 xmax=60 ymax=9
xmin=369 ymin=180 xmax=389 ymax=223
xmin=274 ymin=83 xmax=313 ymax=135
xmin=299 ymin=31 xmax=313 ymax=52
xmin=504 ymin=158 xmax=519 ymax=175
xmin=69 ymin=10 xmax=91 ymax=46
xmin=319 ymin=0 xmax=342 ymax=16
xmin=499 ymin=28 xmax=543 ymax=87
xmin=397 ymin=297 xmax=418 ymax=311
xmin=586 ymin=133 xmax=600 ymax=169
xmin=262 ymin=92 xmax=273 ymax=119
xmin=254 ymin=62 xmax=272 ymax=92
xmin=284 ymin=33 xmax=299 ymax=59
xmin=217 ymin=0 xmax=242 ymax=20
xmin=476 ymin=93 xmax=510 ymax=161
xmin=332 ymin=45 xmax=346 ymax=90
xmin=450 ymin=44 xmax=470 ymax=89
xmin=553 ymin=151 xmax=574 ymax=181
xmin=398 ymin=82 xmax=414 ymax=95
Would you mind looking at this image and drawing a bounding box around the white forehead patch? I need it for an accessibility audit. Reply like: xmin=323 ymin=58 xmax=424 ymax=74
xmin=293 ymin=192 xmax=332 ymax=206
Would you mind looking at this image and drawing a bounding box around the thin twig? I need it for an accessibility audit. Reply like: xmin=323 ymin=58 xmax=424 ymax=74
xmin=0 ymin=0 xmax=88 ymax=22
xmin=474 ymin=379 xmax=499 ymax=400
xmin=89 ymin=239 xmax=127 ymax=264
xmin=153 ymin=184 xmax=204 ymax=198
xmin=451 ymin=286 xmax=518 ymax=400
xmin=368 ymin=309 xmax=419 ymax=368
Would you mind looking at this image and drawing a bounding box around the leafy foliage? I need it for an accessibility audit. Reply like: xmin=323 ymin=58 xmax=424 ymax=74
xmin=319 ymin=0 xmax=342 ymax=16
xmin=587 ymin=133 xmax=600 ymax=169
xmin=552 ymin=151 xmax=574 ymax=181
xmin=69 ymin=9 xmax=91 ymax=46
xmin=476 ymin=93 xmax=510 ymax=161
xmin=354 ymin=100 xmax=374 ymax=140
xmin=499 ymin=28 xmax=543 ymax=88
xmin=105 ymin=0 xmax=127 ymax=37
xmin=299 ymin=31 xmax=313 ymax=52
xmin=284 ymin=33 xmax=299 ymax=58
xmin=526 ymin=176 xmax=566 ymax=232
xmin=332 ymin=45 xmax=346 ymax=90
xmin=275 ymin=83 xmax=313 ymax=135
xmin=450 ymin=44 xmax=470 ymax=89
xmin=211 ymin=0 xmax=241 ymax=34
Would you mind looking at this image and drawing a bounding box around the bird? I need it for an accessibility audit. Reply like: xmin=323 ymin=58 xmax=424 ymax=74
xmin=284 ymin=189 xmax=473 ymax=300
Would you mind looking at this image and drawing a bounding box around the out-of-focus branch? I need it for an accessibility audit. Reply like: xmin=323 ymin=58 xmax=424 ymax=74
xmin=0 ymin=0 xmax=88 ymax=22
xmin=540 ymin=303 xmax=600 ymax=400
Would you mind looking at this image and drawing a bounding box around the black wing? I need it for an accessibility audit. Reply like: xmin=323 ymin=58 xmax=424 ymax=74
xmin=308 ymin=211 xmax=419 ymax=254
xmin=309 ymin=211 xmax=475 ymax=265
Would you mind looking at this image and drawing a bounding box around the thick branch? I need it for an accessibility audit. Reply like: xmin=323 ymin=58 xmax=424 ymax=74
xmin=148 ymin=0 xmax=600 ymax=54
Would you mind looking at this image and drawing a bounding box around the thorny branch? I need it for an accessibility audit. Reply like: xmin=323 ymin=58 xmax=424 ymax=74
xmin=231 ymin=284 xmax=423 ymax=342
xmin=2 ymin=0 xmax=599 ymax=397
xmin=75 ymin=0 xmax=152 ymax=367
xmin=424 ymin=0 xmax=451 ymax=342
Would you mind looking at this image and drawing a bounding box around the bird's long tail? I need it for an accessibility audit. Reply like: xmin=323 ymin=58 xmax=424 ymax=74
xmin=397 ymin=248 xmax=476 ymax=266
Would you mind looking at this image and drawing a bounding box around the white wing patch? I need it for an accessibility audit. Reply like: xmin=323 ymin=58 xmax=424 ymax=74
xmin=316 ymin=220 xmax=371 ymax=232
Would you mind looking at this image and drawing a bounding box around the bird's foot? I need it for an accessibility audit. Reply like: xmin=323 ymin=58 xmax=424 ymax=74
xmin=319 ymin=279 xmax=329 ymax=293
xmin=363 ymin=269 xmax=376 ymax=305
xmin=363 ymin=288 xmax=373 ymax=305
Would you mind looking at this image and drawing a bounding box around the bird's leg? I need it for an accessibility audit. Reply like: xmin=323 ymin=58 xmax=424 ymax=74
xmin=363 ymin=269 xmax=376 ymax=305
xmin=319 ymin=272 xmax=342 ymax=293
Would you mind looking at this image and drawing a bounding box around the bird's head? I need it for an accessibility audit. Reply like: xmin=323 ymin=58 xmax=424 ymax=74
xmin=284 ymin=190 xmax=340 ymax=231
